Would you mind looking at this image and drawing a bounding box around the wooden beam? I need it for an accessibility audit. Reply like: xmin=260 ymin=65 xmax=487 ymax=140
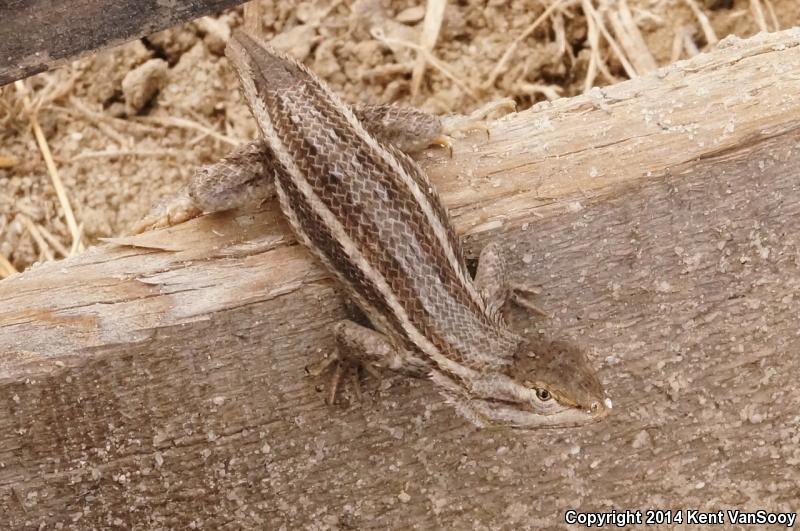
xmin=0 ymin=0 xmax=245 ymax=86
xmin=1 ymin=29 xmax=800 ymax=527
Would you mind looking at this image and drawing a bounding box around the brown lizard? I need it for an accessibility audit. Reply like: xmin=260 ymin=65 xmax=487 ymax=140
xmin=134 ymin=30 xmax=611 ymax=429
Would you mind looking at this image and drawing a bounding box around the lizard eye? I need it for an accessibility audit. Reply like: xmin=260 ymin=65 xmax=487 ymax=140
xmin=535 ymin=388 xmax=551 ymax=401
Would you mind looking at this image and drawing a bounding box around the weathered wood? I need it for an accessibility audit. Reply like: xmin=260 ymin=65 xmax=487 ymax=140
xmin=2 ymin=29 xmax=800 ymax=529
xmin=0 ymin=0 xmax=245 ymax=86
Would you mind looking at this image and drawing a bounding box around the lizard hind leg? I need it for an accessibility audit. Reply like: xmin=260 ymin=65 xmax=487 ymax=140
xmin=130 ymin=140 xmax=276 ymax=234
xmin=307 ymin=320 xmax=429 ymax=405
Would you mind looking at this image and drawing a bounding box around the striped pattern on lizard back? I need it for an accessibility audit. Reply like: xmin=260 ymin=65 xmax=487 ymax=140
xmin=229 ymin=32 xmax=521 ymax=372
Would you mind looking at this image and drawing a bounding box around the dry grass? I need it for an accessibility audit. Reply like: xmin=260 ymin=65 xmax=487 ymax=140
xmin=14 ymin=80 xmax=84 ymax=255
xmin=0 ymin=0 xmax=784 ymax=274
xmin=483 ymin=0 xmax=574 ymax=90
xmin=411 ymin=0 xmax=447 ymax=100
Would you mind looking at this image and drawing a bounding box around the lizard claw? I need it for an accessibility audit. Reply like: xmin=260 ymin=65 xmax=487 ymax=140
xmin=438 ymin=97 xmax=517 ymax=150
xmin=306 ymin=352 xmax=377 ymax=405
xmin=430 ymin=134 xmax=454 ymax=158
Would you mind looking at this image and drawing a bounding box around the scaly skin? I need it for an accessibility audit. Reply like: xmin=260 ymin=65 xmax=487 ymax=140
xmin=226 ymin=30 xmax=611 ymax=428
xmin=134 ymin=29 xmax=611 ymax=429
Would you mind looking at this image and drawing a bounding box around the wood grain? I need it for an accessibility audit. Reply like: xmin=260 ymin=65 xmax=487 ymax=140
xmin=1 ymin=29 xmax=800 ymax=529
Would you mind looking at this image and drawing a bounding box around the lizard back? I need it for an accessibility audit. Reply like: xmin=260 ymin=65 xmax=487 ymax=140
xmin=227 ymin=31 xmax=520 ymax=371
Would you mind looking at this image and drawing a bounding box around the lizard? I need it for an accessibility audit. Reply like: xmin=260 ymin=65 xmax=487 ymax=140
xmin=134 ymin=29 xmax=611 ymax=429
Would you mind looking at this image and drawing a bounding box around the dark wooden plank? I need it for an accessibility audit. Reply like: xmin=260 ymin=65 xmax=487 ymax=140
xmin=0 ymin=0 xmax=245 ymax=86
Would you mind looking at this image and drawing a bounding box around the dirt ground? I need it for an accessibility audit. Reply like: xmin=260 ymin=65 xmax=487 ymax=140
xmin=0 ymin=0 xmax=798 ymax=275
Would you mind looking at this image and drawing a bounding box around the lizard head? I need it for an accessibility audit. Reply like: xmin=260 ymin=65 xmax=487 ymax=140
xmin=441 ymin=335 xmax=611 ymax=429
xmin=507 ymin=335 xmax=611 ymax=428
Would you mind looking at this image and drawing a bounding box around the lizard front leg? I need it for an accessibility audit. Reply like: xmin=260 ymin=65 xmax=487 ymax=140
xmin=474 ymin=241 xmax=547 ymax=321
xmin=355 ymin=104 xmax=444 ymax=153
xmin=310 ymin=320 xmax=430 ymax=404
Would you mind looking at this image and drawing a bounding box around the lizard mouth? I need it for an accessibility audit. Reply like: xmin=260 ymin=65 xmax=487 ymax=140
xmin=471 ymin=396 xmax=612 ymax=429
xmin=513 ymin=405 xmax=610 ymax=429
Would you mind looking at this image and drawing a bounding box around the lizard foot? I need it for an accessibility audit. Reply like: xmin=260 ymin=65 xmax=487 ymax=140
xmin=438 ymin=97 xmax=518 ymax=149
xmin=130 ymin=191 xmax=202 ymax=234
xmin=306 ymin=351 xmax=380 ymax=406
